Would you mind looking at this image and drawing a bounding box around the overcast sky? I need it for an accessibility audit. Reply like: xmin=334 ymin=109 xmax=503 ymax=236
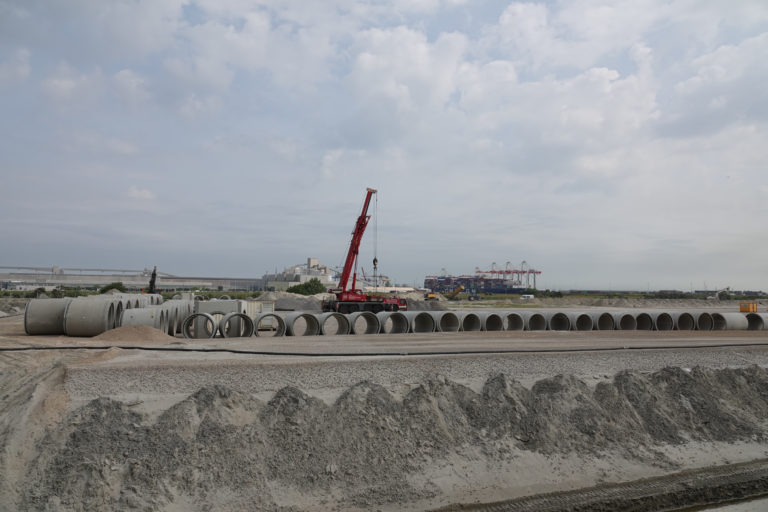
xmin=1 ymin=0 xmax=767 ymax=291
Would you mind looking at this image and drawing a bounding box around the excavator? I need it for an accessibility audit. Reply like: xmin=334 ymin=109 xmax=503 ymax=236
xmin=321 ymin=188 xmax=408 ymax=314
xmin=444 ymin=285 xmax=465 ymax=300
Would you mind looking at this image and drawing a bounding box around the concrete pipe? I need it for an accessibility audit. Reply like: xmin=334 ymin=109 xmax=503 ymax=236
xmin=63 ymin=299 xmax=116 ymax=337
xmin=505 ymin=312 xmax=525 ymax=331
xmin=478 ymin=312 xmax=504 ymax=331
xmin=635 ymin=312 xmax=653 ymax=331
xmin=671 ymin=312 xmax=695 ymax=331
xmin=545 ymin=312 xmax=570 ymax=331
xmin=522 ymin=312 xmax=546 ymax=331
xmin=567 ymin=312 xmax=594 ymax=331
xmin=696 ymin=312 xmax=714 ymax=331
xmin=746 ymin=313 xmax=768 ymax=331
xmin=120 ymin=307 xmax=166 ymax=331
xmin=316 ymin=312 xmax=351 ymax=335
xmin=24 ymin=298 xmax=73 ymax=335
xmin=610 ymin=312 xmax=636 ymax=330
xmin=591 ymin=312 xmax=615 ymax=330
xmin=219 ymin=312 xmax=255 ymax=338
xmin=182 ymin=313 xmax=217 ymax=339
xmin=650 ymin=312 xmax=674 ymax=331
xmin=253 ymin=313 xmax=286 ymax=337
xmin=434 ymin=311 xmax=460 ymax=332
xmin=402 ymin=311 xmax=435 ymax=333
xmin=285 ymin=312 xmax=321 ymax=336
xmin=347 ymin=311 xmax=381 ymax=335
xmin=376 ymin=311 xmax=409 ymax=334
xmin=458 ymin=312 xmax=481 ymax=332
xmin=712 ymin=312 xmax=748 ymax=331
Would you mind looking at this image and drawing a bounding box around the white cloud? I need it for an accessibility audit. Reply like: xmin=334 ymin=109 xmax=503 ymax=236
xmin=0 ymin=48 xmax=30 ymax=85
xmin=41 ymin=63 xmax=103 ymax=103
xmin=127 ymin=186 xmax=155 ymax=200
xmin=112 ymin=69 xmax=151 ymax=104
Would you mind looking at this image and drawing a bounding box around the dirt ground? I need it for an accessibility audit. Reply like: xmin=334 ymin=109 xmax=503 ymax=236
xmin=3 ymin=298 xmax=768 ymax=511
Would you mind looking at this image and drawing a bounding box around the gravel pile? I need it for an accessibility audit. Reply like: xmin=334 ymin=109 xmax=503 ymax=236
xmin=18 ymin=365 xmax=768 ymax=511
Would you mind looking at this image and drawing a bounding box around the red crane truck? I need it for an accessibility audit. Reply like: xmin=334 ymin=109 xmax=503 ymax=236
xmin=321 ymin=188 xmax=408 ymax=314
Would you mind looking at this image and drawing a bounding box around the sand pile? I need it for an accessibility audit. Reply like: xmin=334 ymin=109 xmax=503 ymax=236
xmin=256 ymin=291 xmax=323 ymax=311
xmin=93 ymin=325 xmax=176 ymax=343
xmin=15 ymin=365 xmax=768 ymax=511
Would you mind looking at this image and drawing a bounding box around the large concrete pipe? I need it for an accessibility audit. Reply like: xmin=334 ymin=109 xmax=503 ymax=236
xmin=567 ymin=312 xmax=594 ymax=331
xmin=671 ymin=312 xmax=695 ymax=331
xmin=402 ymin=311 xmax=435 ymax=333
xmin=316 ymin=312 xmax=351 ymax=335
xmin=611 ymin=312 xmax=636 ymax=330
xmin=347 ymin=311 xmax=380 ymax=334
xmin=747 ymin=313 xmax=768 ymax=331
xmin=650 ymin=312 xmax=674 ymax=331
xmin=712 ymin=312 xmax=748 ymax=331
xmin=253 ymin=313 xmax=286 ymax=337
xmin=24 ymin=298 xmax=73 ymax=335
xmin=591 ymin=312 xmax=615 ymax=330
xmin=219 ymin=312 xmax=255 ymax=337
xmin=433 ymin=311 xmax=460 ymax=332
xmin=635 ymin=312 xmax=653 ymax=331
xmin=545 ymin=312 xmax=570 ymax=331
xmin=376 ymin=311 xmax=409 ymax=334
xmin=120 ymin=308 xmax=166 ymax=332
xmin=285 ymin=312 xmax=321 ymax=336
xmin=457 ymin=312 xmax=481 ymax=331
xmin=522 ymin=312 xmax=546 ymax=331
xmin=505 ymin=312 xmax=525 ymax=331
xmin=696 ymin=312 xmax=714 ymax=331
xmin=478 ymin=312 xmax=504 ymax=331
xmin=63 ymin=299 xmax=116 ymax=337
xmin=182 ymin=313 xmax=217 ymax=339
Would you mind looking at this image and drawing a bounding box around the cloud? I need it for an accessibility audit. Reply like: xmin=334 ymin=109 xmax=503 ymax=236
xmin=41 ymin=63 xmax=103 ymax=103
xmin=127 ymin=186 xmax=155 ymax=200
xmin=0 ymin=48 xmax=30 ymax=85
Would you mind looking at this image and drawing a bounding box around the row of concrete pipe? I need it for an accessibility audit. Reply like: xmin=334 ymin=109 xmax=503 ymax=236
xmin=24 ymin=297 xmax=768 ymax=338
xmin=179 ymin=309 xmax=768 ymax=338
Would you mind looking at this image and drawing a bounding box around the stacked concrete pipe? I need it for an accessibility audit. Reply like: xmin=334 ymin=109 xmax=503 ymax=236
xmin=376 ymin=311 xmax=409 ymax=334
xmin=747 ymin=313 xmax=768 ymax=331
xmin=253 ymin=313 xmax=286 ymax=337
xmin=24 ymin=298 xmax=73 ymax=335
xmin=457 ymin=312 xmax=482 ymax=332
xmin=545 ymin=311 xmax=571 ymax=331
xmin=63 ymin=298 xmax=116 ymax=337
xmin=434 ymin=311 xmax=460 ymax=332
xmin=611 ymin=312 xmax=636 ymax=330
xmin=591 ymin=312 xmax=615 ymax=330
xmin=182 ymin=313 xmax=217 ymax=339
xmin=671 ymin=311 xmax=696 ymax=331
xmin=285 ymin=312 xmax=321 ymax=336
xmin=316 ymin=312 xmax=351 ymax=335
xmin=521 ymin=311 xmax=546 ymax=331
xmin=635 ymin=312 xmax=654 ymax=330
xmin=712 ymin=312 xmax=749 ymax=331
xmin=695 ymin=312 xmax=714 ymax=331
xmin=478 ymin=312 xmax=504 ymax=331
xmin=402 ymin=311 xmax=435 ymax=333
xmin=120 ymin=307 xmax=167 ymax=333
xmin=505 ymin=312 xmax=525 ymax=331
xmin=650 ymin=312 xmax=674 ymax=331
xmin=347 ymin=311 xmax=380 ymax=334
xmin=219 ymin=312 xmax=255 ymax=337
xmin=568 ymin=312 xmax=594 ymax=331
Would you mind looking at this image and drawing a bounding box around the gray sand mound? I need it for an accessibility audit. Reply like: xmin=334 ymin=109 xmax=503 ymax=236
xmin=18 ymin=365 xmax=768 ymax=511
xmin=93 ymin=325 xmax=175 ymax=342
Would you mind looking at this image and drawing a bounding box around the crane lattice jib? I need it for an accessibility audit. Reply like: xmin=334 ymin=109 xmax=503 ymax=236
xmin=338 ymin=188 xmax=376 ymax=293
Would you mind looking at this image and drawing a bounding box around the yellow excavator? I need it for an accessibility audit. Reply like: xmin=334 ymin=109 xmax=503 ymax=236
xmin=444 ymin=285 xmax=465 ymax=300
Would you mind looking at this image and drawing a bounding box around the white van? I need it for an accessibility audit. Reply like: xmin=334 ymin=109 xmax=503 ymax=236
xmin=520 ymin=294 xmax=534 ymax=300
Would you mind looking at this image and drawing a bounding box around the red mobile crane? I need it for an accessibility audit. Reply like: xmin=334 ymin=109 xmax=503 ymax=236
xmin=322 ymin=188 xmax=408 ymax=314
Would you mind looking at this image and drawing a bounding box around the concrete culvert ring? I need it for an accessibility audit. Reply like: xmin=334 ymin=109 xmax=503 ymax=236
xmin=480 ymin=312 xmax=504 ymax=331
xmin=612 ymin=313 xmax=636 ymax=330
xmin=524 ymin=312 xmax=546 ymax=331
xmin=546 ymin=312 xmax=570 ymax=331
xmin=436 ymin=312 xmax=460 ymax=332
xmin=636 ymin=312 xmax=653 ymax=330
xmin=459 ymin=312 xmax=481 ymax=332
xmin=120 ymin=308 xmax=164 ymax=330
xmin=182 ymin=313 xmax=217 ymax=339
xmin=653 ymin=312 xmax=674 ymax=331
xmin=317 ymin=312 xmax=350 ymax=335
xmin=347 ymin=311 xmax=381 ymax=335
xmin=696 ymin=312 xmax=714 ymax=331
xmin=403 ymin=311 xmax=435 ymax=333
xmin=712 ymin=312 xmax=749 ymax=330
xmin=253 ymin=313 xmax=286 ymax=337
xmin=376 ymin=312 xmax=409 ymax=334
xmin=674 ymin=312 xmax=695 ymax=331
xmin=569 ymin=313 xmax=594 ymax=331
xmin=506 ymin=313 xmax=524 ymax=331
xmin=219 ymin=312 xmax=255 ymax=337
xmin=24 ymin=298 xmax=73 ymax=335
xmin=64 ymin=299 xmax=115 ymax=337
xmin=285 ymin=312 xmax=321 ymax=336
xmin=592 ymin=312 xmax=615 ymax=330
xmin=747 ymin=313 xmax=768 ymax=331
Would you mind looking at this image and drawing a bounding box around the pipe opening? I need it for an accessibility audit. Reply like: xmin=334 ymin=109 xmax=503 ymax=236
xmin=377 ymin=312 xmax=409 ymax=334
xmin=636 ymin=313 xmax=653 ymax=331
xmin=654 ymin=313 xmax=674 ymax=331
xmin=460 ymin=313 xmax=481 ymax=332
xmin=437 ymin=312 xmax=460 ymax=332
xmin=506 ymin=313 xmax=524 ymax=331
xmin=253 ymin=313 xmax=286 ymax=337
xmin=675 ymin=313 xmax=695 ymax=331
xmin=547 ymin=313 xmax=570 ymax=331
xmin=526 ymin=313 xmax=546 ymax=331
xmin=696 ymin=312 xmax=713 ymax=331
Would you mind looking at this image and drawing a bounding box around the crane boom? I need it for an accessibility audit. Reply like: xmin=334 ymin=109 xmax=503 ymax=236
xmin=338 ymin=187 xmax=376 ymax=294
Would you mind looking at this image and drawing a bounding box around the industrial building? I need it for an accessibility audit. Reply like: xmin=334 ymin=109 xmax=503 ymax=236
xmin=425 ymin=261 xmax=542 ymax=294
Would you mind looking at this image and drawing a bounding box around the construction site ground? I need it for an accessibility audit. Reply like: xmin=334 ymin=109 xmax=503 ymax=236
xmin=3 ymin=299 xmax=768 ymax=511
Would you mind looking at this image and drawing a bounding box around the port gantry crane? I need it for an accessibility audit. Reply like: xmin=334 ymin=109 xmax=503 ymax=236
xmin=321 ymin=188 xmax=408 ymax=314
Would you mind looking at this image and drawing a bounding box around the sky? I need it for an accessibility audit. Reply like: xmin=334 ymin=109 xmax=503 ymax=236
xmin=1 ymin=0 xmax=767 ymax=292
